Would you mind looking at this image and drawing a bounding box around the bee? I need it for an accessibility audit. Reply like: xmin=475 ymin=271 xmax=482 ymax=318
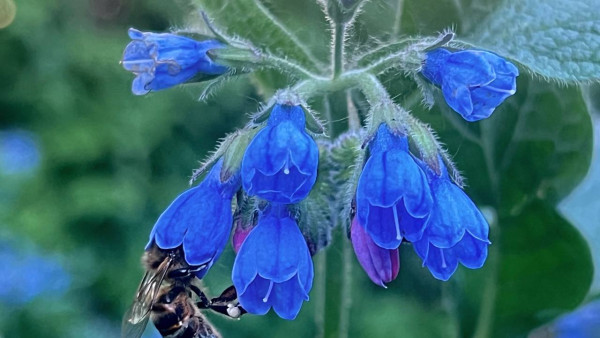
xmin=122 ymin=244 xmax=245 ymax=338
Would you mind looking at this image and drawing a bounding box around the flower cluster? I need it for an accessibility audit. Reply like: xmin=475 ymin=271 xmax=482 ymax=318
xmin=352 ymin=124 xmax=490 ymax=283
xmin=120 ymin=26 xmax=517 ymax=327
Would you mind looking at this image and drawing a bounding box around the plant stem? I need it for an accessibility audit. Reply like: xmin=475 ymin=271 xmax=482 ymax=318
xmin=332 ymin=22 xmax=345 ymax=79
xmin=338 ymin=220 xmax=354 ymax=338
xmin=314 ymin=251 xmax=327 ymax=338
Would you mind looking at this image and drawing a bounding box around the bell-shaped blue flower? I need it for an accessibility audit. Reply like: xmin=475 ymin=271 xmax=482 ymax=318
xmin=351 ymin=217 xmax=399 ymax=287
xmin=356 ymin=124 xmax=433 ymax=250
xmin=146 ymin=159 xmax=239 ymax=278
xmin=232 ymin=205 xmax=313 ymax=320
xmin=241 ymin=104 xmax=319 ymax=204
xmin=121 ymin=28 xmax=228 ymax=95
xmin=412 ymin=160 xmax=490 ymax=281
xmin=422 ymin=48 xmax=519 ymax=121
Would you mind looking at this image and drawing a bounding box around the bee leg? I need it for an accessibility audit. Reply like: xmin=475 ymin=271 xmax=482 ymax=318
xmin=189 ymin=284 xmax=211 ymax=309
xmin=210 ymin=285 xmax=238 ymax=304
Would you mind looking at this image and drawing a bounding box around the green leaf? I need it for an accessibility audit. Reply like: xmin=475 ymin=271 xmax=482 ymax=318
xmin=463 ymin=0 xmax=600 ymax=83
xmin=195 ymin=0 xmax=329 ymax=73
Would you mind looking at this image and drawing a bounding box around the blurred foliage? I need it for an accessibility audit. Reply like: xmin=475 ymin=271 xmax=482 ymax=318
xmin=0 ymin=0 xmax=598 ymax=338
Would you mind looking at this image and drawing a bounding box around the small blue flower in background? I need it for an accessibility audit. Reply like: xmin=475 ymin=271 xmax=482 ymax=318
xmin=356 ymin=124 xmax=433 ymax=249
xmin=147 ymin=159 xmax=239 ymax=278
xmin=121 ymin=28 xmax=228 ymax=95
xmin=232 ymin=205 xmax=313 ymax=320
xmin=0 ymin=237 xmax=70 ymax=305
xmin=241 ymin=104 xmax=319 ymax=204
xmin=529 ymin=299 xmax=600 ymax=338
xmin=351 ymin=217 xmax=399 ymax=287
xmin=0 ymin=130 xmax=40 ymax=176
xmin=422 ymin=48 xmax=519 ymax=121
xmin=412 ymin=159 xmax=490 ymax=281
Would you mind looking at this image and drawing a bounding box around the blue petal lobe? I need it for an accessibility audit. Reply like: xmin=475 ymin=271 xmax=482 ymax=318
xmin=237 ymin=276 xmax=271 ymax=315
xmin=271 ymin=276 xmax=307 ymax=320
xmin=423 ymin=244 xmax=459 ymax=281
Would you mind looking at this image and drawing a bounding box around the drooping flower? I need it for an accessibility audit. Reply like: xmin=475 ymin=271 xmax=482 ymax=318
xmin=412 ymin=159 xmax=490 ymax=281
xmin=356 ymin=124 xmax=433 ymax=249
xmin=121 ymin=28 xmax=228 ymax=95
xmin=351 ymin=217 xmax=399 ymax=287
xmin=421 ymin=48 xmax=519 ymax=121
xmin=241 ymin=104 xmax=319 ymax=204
xmin=232 ymin=205 xmax=313 ymax=320
xmin=146 ymin=159 xmax=239 ymax=278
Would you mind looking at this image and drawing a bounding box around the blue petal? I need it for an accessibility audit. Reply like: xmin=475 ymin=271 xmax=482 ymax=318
xmin=237 ymin=275 xmax=271 ymax=315
xmin=422 ymin=244 xmax=459 ymax=281
xmin=358 ymin=150 xmax=431 ymax=215
xmin=422 ymin=48 xmax=452 ymax=85
xmin=444 ymin=50 xmax=495 ymax=87
xmin=148 ymin=184 xmax=204 ymax=249
xmin=442 ymin=81 xmax=474 ymax=119
xmin=182 ymin=192 xmax=233 ymax=266
xmin=241 ymin=105 xmax=318 ymax=204
xmin=453 ymin=233 xmax=489 ymax=269
xmin=271 ymin=276 xmax=308 ymax=320
xmin=131 ymin=72 xmax=154 ymax=95
xmin=481 ymin=51 xmax=519 ymax=77
xmin=232 ymin=212 xmax=311 ymax=292
xmin=425 ymin=177 xmax=489 ymax=248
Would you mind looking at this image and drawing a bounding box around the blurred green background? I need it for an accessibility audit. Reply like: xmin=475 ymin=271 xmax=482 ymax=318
xmin=1 ymin=0 xmax=599 ymax=337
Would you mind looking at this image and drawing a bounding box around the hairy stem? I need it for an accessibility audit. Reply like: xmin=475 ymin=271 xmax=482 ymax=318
xmin=332 ymin=22 xmax=345 ymax=79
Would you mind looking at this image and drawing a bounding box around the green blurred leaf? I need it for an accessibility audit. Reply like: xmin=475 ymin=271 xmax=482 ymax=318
xmin=463 ymin=0 xmax=600 ymax=83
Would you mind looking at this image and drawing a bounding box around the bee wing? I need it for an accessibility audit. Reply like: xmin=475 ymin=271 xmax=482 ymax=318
xmin=120 ymin=311 xmax=149 ymax=338
xmin=121 ymin=255 xmax=173 ymax=338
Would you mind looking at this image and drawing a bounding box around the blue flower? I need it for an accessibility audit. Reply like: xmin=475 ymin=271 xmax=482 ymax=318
xmin=351 ymin=217 xmax=399 ymax=287
xmin=232 ymin=205 xmax=313 ymax=320
xmin=121 ymin=28 xmax=228 ymax=95
xmin=422 ymin=48 xmax=519 ymax=121
xmin=412 ymin=160 xmax=490 ymax=281
xmin=146 ymin=159 xmax=239 ymax=278
xmin=241 ymin=104 xmax=319 ymax=204
xmin=356 ymin=124 xmax=433 ymax=249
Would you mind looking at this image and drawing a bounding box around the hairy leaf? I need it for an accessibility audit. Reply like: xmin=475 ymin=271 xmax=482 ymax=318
xmin=464 ymin=0 xmax=600 ymax=83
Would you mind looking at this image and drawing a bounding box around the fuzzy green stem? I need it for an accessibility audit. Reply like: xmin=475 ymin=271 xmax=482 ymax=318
xmin=332 ymin=23 xmax=345 ymax=79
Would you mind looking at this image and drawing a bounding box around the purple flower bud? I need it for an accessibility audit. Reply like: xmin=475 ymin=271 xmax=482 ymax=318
xmin=351 ymin=217 xmax=399 ymax=287
xmin=422 ymin=48 xmax=519 ymax=121
xmin=121 ymin=28 xmax=228 ymax=95
xmin=232 ymin=215 xmax=254 ymax=254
